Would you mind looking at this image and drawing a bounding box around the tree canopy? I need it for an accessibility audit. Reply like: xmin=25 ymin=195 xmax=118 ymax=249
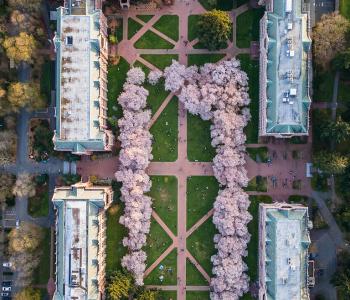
xmin=2 ymin=32 xmax=36 ymax=63
xmin=313 ymin=13 xmax=350 ymax=69
xmin=197 ymin=10 xmax=232 ymax=51
xmin=7 ymin=82 xmax=44 ymax=112
xmin=313 ymin=151 xmax=349 ymax=174
xmin=106 ymin=271 xmax=133 ymax=300
xmin=321 ymin=117 xmax=350 ymax=143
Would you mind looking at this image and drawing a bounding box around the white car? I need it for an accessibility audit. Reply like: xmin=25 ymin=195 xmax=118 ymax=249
xmin=15 ymin=219 xmax=20 ymax=228
xmin=0 ymin=292 xmax=9 ymax=297
xmin=2 ymin=287 xmax=11 ymax=292
xmin=2 ymin=262 xmax=11 ymax=268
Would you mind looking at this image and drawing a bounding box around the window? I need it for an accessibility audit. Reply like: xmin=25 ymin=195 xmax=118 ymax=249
xmin=66 ymin=36 xmax=73 ymax=46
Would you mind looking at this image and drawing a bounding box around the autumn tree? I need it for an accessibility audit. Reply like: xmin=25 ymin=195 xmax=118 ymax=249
xmin=197 ymin=10 xmax=232 ymax=51
xmin=7 ymin=82 xmax=45 ymax=112
xmin=0 ymin=174 xmax=15 ymax=208
xmin=8 ymin=0 xmax=42 ymax=13
xmin=136 ymin=289 xmax=158 ymax=300
xmin=313 ymin=13 xmax=350 ymax=69
xmin=313 ymin=151 xmax=349 ymax=174
xmin=14 ymin=287 xmax=41 ymax=300
xmin=0 ymin=130 xmax=17 ymax=165
xmin=2 ymin=32 xmax=36 ymax=63
xmin=8 ymin=222 xmax=44 ymax=286
xmin=106 ymin=271 xmax=133 ymax=300
xmin=12 ymin=172 xmax=36 ymax=198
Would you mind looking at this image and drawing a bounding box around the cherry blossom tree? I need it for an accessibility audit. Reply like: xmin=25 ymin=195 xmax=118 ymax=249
xmin=115 ymin=67 xmax=153 ymax=285
xmin=147 ymin=70 xmax=163 ymax=86
xmin=164 ymin=59 xmax=252 ymax=299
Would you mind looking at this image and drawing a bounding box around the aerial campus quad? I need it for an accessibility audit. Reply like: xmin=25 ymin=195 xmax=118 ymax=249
xmin=2 ymin=0 xmax=350 ymax=299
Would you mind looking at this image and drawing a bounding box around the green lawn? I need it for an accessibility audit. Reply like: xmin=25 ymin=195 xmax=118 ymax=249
xmin=199 ymin=0 xmax=233 ymax=11
xmin=140 ymin=54 xmax=178 ymax=70
xmin=128 ymin=18 xmax=143 ymax=39
xmin=40 ymin=60 xmax=53 ymax=105
xmin=187 ymin=218 xmax=217 ymax=276
xmin=186 ymin=291 xmax=210 ymax=300
xmin=236 ymin=8 xmax=264 ymax=48
xmin=135 ymin=30 xmax=175 ymax=49
xmin=233 ymin=0 xmax=248 ymax=8
xmin=146 ymin=79 xmax=171 ymax=115
xmin=145 ymin=218 xmax=173 ymax=267
xmin=153 ymin=15 xmax=179 ymax=41
xmin=33 ymin=228 xmax=50 ymax=285
xmin=144 ymin=249 xmax=177 ymax=285
xmin=187 ymin=113 xmax=216 ymax=162
xmin=28 ymin=174 xmax=49 ymax=217
xmin=107 ymin=58 xmax=130 ymax=132
xmin=157 ymin=291 xmax=177 ymax=300
xmin=188 ymin=15 xmax=202 ymax=41
xmin=106 ymin=204 xmax=128 ymax=272
xmin=186 ymin=259 xmax=209 ymax=285
xmin=151 ymin=97 xmax=178 ymax=162
xmin=246 ymin=147 xmax=269 ymax=163
xmin=188 ymin=54 xmax=225 ymax=66
xmin=137 ymin=15 xmax=154 ymax=22
xmin=31 ymin=119 xmax=54 ymax=161
xmin=340 ymin=0 xmax=350 ymax=20
xmin=288 ymin=195 xmax=309 ymax=205
xmin=313 ymin=67 xmax=334 ymax=102
xmin=245 ymin=176 xmax=268 ymax=192
xmin=187 ymin=176 xmax=219 ymax=230
xmin=245 ymin=195 xmax=272 ymax=281
xmin=238 ymin=54 xmax=259 ymax=143
xmin=149 ymin=176 xmax=178 ymax=234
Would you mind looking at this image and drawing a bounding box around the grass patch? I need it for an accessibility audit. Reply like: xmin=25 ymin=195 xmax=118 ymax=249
xmin=246 ymin=147 xmax=269 ymax=163
xmin=144 ymin=249 xmax=177 ymax=285
xmin=199 ymin=0 xmax=233 ymax=10
xmin=188 ymin=54 xmax=225 ymax=66
xmin=134 ymin=30 xmax=174 ymax=49
xmin=188 ymin=15 xmax=202 ymax=42
xmin=153 ymin=15 xmax=179 ymax=41
xmin=137 ymin=15 xmax=154 ymax=22
xmin=340 ymin=0 xmax=350 ymax=20
xmin=29 ymin=119 xmax=54 ymax=161
xmin=28 ymin=174 xmax=49 ymax=217
xmin=146 ymin=79 xmax=170 ymax=115
xmin=140 ymin=54 xmax=178 ymax=70
xmin=187 ymin=176 xmax=219 ymax=230
xmin=33 ymin=228 xmax=50 ymax=284
xmin=233 ymin=0 xmax=248 ymax=8
xmin=145 ymin=218 xmax=173 ymax=267
xmin=245 ymin=176 xmax=268 ymax=192
xmin=187 ymin=113 xmax=216 ymax=162
xmin=128 ymin=18 xmax=143 ymax=39
xmin=313 ymin=68 xmax=334 ymax=102
xmin=246 ymin=195 xmax=272 ymax=281
xmin=40 ymin=60 xmax=53 ymax=104
xmin=157 ymin=291 xmax=177 ymax=300
xmin=106 ymin=204 xmax=128 ymax=272
xmin=151 ymin=97 xmax=178 ymax=162
xmin=238 ymin=54 xmax=259 ymax=143
xmin=149 ymin=176 xmax=178 ymax=235
xmin=236 ymin=8 xmax=264 ymax=48
xmin=186 ymin=259 xmax=209 ymax=285
xmin=187 ymin=218 xmax=218 ymax=276
xmin=288 ymin=195 xmax=309 ymax=205
xmin=186 ymin=291 xmax=210 ymax=299
xmin=107 ymin=58 xmax=130 ymax=132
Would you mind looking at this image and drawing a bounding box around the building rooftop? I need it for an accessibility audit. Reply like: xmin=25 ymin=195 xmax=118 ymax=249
xmin=260 ymin=0 xmax=312 ymax=136
xmin=259 ymin=203 xmax=311 ymax=300
xmin=52 ymin=183 xmax=112 ymax=300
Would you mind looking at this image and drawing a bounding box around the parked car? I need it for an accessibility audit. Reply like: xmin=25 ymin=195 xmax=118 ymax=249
xmin=15 ymin=219 xmax=20 ymax=229
xmin=2 ymin=282 xmax=11 ymax=287
xmin=2 ymin=262 xmax=11 ymax=268
xmin=0 ymin=292 xmax=9 ymax=297
xmin=1 ymin=287 xmax=11 ymax=292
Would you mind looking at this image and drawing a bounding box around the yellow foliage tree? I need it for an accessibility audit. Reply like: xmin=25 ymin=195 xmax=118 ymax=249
xmin=2 ymin=32 xmax=36 ymax=63
xmin=7 ymin=82 xmax=45 ymax=111
xmin=8 ymin=0 xmax=42 ymax=12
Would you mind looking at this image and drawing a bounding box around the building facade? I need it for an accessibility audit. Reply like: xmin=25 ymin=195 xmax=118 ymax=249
xmin=52 ymin=182 xmax=113 ymax=300
xmin=258 ymin=203 xmax=314 ymax=300
xmin=259 ymin=0 xmax=312 ymax=138
xmin=53 ymin=0 xmax=114 ymax=155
